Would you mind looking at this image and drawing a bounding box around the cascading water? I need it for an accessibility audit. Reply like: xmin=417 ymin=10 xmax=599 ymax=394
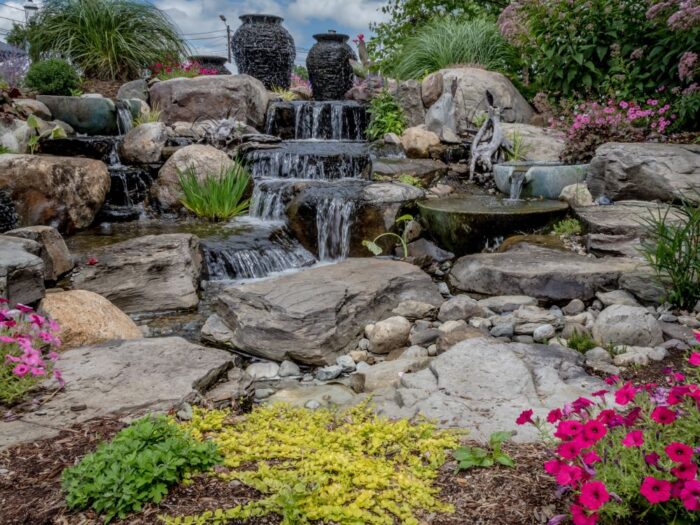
xmin=508 ymin=170 xmax=527 ymax=200
xmin=265 ymin=100 xmax=367 ymax=140
xmin=250 ymin=184 xmax=287 ymax=221
xmin=316 ymin=197 xmax=355 ymax=261
xmin=115 ymin=101 xmax=134 ymax=135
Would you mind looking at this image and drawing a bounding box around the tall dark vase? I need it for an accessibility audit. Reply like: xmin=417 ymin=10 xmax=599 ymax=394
xmin=231 ymin=14 xmax=295 ymax=89
xmin=307 ymin=31 xmax=357 ymax=101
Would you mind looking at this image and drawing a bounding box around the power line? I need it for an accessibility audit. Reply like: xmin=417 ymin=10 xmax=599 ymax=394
xmin=0 ymin=14 xmax=23 ymax=23
xmin=182 ymin=29 xmax=225 ymax=36
xmin=0 ymin=2 xmax=24 ymax=12
xmin=186 ymin=35 xmax=227 ymax=41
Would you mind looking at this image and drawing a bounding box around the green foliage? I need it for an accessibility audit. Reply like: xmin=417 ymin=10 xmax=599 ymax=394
xmin=504 ymin=130 xmax=529 ymax=161
xmin=397 ymin=174 xmax=425 ymax=188
xmin=0 ymin=145 xmax=14 ymax=154
xmin=62 ymin=415 xmax=221 ymax=523
xmin=567 ymin=329 xmax=597 ymax=353
xmin=453 ymin=431 xmax=515 ymax=470
xmin=388 ymin=17 xmax=517 ymax=80
xmin=365 ymin=90 xmax=407 ymax=141
xmin=363 ymin=214 xmax=413 ymax=258
xmin=26 ymin=0 xmax=188 ymax=80
xmin=368 ymin=0 xmax=504 ymax=69
xmin=672 ymin=90 xmax=700 ymax=133
xmin=506 ymin=0 xmax=700 ymax=101
xmin=552 ymin=218 xmax=583 ymax=237
xmin=292 ymin=64 xmax=308 ymax=80
xmin=164 ymin=402 xmax=459 ymax=525
xmin=271 ymin=86 xmax=299 ymax=101
xmin=640 ymin=198 xmax=700 ymax=309
xmin=133 ymin=105 xmax=162 ymax=126
xmin=26 ymin=114 xmax=67 ymax=154
xmin=178 ymin=163 xmax=251 ymax=222
xmin=24 ymin=58 xmax=80 ymax=95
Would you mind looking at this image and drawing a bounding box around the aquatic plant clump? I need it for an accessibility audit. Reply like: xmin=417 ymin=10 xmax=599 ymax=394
xmin=178 ymin=163 xmax=251 ymax=222
xmin=165 ymin=402 xmax=459 ymax=524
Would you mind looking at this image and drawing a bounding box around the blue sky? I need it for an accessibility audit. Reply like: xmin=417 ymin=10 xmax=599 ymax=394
xmin=0 ymin=0 xmax=388 ymax=68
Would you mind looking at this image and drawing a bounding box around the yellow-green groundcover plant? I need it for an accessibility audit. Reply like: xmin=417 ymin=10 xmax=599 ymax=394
xmin=163 ymin=402 xmax=460 ymax=525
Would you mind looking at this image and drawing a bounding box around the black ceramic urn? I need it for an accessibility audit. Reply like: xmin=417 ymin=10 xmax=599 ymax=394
xmin=306 ymin=31 xmax=357 ymax=100
xmin=231 ymin=14 xmax=295 ymax=89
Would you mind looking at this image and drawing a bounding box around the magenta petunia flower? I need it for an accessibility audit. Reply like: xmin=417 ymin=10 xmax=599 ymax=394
xmin=671 ymin=462 xmax=698 ymax=481
xmin=579 ymin=481 xmax=610 ymax=511
xmin=12 ymin=363 xmax=29 ymax=377
xmin=555 ymin=419 xmax=583 ymax=439
xmin=582 ymin=450 xmax=601 ymax=465
xmin=614 ymin=382 xmax=637 ymax=405
xmin=570 ymin=503 xmax=598 ymax=525
xmin=557 ymin=440 xmax=582 ymax=460
xmin=651 ymin=406 xmax=677 ymax=425
xmin=622 ymin=430 xmax=644 ymax=447
xmin=583 ymin=420 xmax=607 ymax=442
xmin=681 ymin=480 xmax=700 ymax=511
xmin=665 ymin=442 xmax=694 ymax=463
xmin=547 ymin=408 xmax=562 ymax=423
xmin=516 ymin=409 xmax=534 ymax=425
xmin=644 ymin=452 xmax=661 ymax=467
xmin=640 ymin=476 xmax=672 ymax=504
xmin=689 ymin=352 xmax=700 ymax=367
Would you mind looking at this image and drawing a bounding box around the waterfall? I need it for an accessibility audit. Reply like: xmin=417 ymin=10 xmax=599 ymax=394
xmin=316 ymin=197 xmax=355 ymax=261
xmin=250 ymin=184 xmax=286 ymax=221
xmin=265 ymin=101 xmax=367 ymax=140
xmin=508 ymin=170 xmax=527 ymax=200
xmin=203 ymin=245 xmax=315 ymax=280
xmin=115 ymin=102 xmax=133 ymax=135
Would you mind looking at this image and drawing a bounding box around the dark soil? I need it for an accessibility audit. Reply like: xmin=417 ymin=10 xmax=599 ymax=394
xmin=586 ymin=347 xmax=691 ymax=386
xmin=80 ymin=79 xmax=122 ymax=99
xmin=0 ymin=417 xmax=566 ymax=525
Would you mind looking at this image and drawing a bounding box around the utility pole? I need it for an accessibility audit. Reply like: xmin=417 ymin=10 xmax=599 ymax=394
xmin=219 ymin=14 xmax=231 ymax=63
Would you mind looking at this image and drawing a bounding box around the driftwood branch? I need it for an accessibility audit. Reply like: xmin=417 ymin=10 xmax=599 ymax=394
xmin=468 ymin=95 xmax=513 ymax=180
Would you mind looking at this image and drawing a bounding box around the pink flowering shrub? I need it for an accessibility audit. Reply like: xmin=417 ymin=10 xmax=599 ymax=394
xmin=150 ymin=61 xmax=219 ymax=81
xmin=518 ymin=341 xmax=700 ymax=524
xmin=556 ymin=98 xmax=675 ymax=163
xmin=0 ymin=299 xmax=62 ymax=404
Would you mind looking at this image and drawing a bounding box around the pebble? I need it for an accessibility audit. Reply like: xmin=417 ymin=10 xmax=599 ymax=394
xmin=679 ymin=316 xmax=700 ymax=328
xmin=246 ymin=362 xmax=280 ymax=380
xmin=315 ymin=364 xmax=343 ymax=381
xmin=585 ymin=347 xmax=612 ymax=363
xmin=301 ymin=373 xmax=314 ymax=382
xmin=305 ymin=400 xmax=322 ymax=410
xmin=437 ymin=282 xmax=451 ymax=297
xmin=278 ymin=360 xmax=301 ymax=377
xmin=349 ymin=350 xmax=368 ymax=363
xmin=358 ymin=338 xmax=370 ymax=351
xmin=658 ymin=314 xmax=678 ymax=323
xmin=591 ymin=300 xmax=603 ymax=311
xmin=355 ymin=361 xmax=370 ymax=371
xmin=562 ymin=299 xmax=585 ymax=316
xmin=533 ymin=324 xmax=556 ymax=342
xmin=514 ymin=335 xmax=534 ymax=344
xmin=336 ymin=355 xmax=356 ymax=372
xmin=255 ymin=388 xmax=275 ymax=399
xmin=427 ymin=344 xmax=438 ymax=356
xmin=490 ymin=322 xmax=514 ymax=338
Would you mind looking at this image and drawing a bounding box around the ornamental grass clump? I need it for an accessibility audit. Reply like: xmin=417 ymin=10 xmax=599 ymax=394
xmin=517 ymin=338 xmax=700 ymax=525
xmin=178 ymin=163 xmax=251 ymax=222
xmin=62 ymin=415 xmax=221 ymax=523
xmin=0 ymin=300 xmax=62 ymax=405
xmin=27 ymin=0 xmax=188 ymax=80
xmin=165 ymin=402 xmax=459 ymax=524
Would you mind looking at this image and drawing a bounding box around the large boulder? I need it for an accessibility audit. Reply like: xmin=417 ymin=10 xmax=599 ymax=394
xmin=4 ymin=225 xmax=73 ymax=281
xmin=117 ymin=79 xmax=149 ymax=102
xmin=0 ymin=235 xmax=45 ymax=306
xmin=215 ymin=258 xmax=443 ymax=365
xmin=425 ymin=68 xmax=534 ymax=137
xmin=151 ymin=144 xmax=235 ymax=211
xmin=376 ymin=338 xmax=604 ymax=442
xmin=36 ymin=95 xmax=121 ymax=135
xmin=400 ymin=125 xmax=440 ymax=158
xmin=500 ymin=123 xmax=565 ymax=162
xmin=574 ymin=200 xmax=686 ymax=236
xmin=0 ymin=154 xmax=110 ymax=233
xmin=14 ymin=99 xmax=52 ymax=120
xmin=587 ymin=143 xmax=700 ymax=203
xmin=149 ymin=75 xmax=268 ymax=128
xmin=40 ymin=290 xmax=142 ymax=349
xmin=449 ymin=243 xmax=639 ymax=301
xmin=71 ymin=234 xmax=202 ymax=314
xmin=372 ymin=158 xmax=448 ymax=187
xmin=389 ymin=79 xmax=425 ymax=127
xmin=592 ymin=304 xmax=664 ymax=347
xmin=119 ymin=122 xmax=167 ymax=164
xmin=0 ymin=337 xmax=235 ymax=449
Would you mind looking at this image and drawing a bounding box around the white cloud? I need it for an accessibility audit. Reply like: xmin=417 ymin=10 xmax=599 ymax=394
xmin=287 ymin=0 xmax=388 ymax=31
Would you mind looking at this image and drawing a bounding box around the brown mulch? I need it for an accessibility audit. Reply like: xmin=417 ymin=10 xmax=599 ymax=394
xmin=0 ymin=414 xmax=565 ymax=525
xmin=586 ymin=347 xmax=691 ymax=386
xmin=80 ymin=79 xmax=122 ymax=99
xmin=429 ymin=442 xmax=565 ymax=525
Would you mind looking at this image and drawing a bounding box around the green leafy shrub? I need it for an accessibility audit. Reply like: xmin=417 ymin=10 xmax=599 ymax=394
xmin=62 ymin=415 xmax=220 ymax=522
xmin=26 ymin=0 xmax=188 ymax=80
xmin=24 ymin=58 xmax=80 ymax=95
xmin=567 ymin=330 xmax=597 ymax=353
xmin=388 ymin=17 xmax=517 ymax=80
xmin=453 ymin=431 xmax=515 ymax=470
xmin=178 ymin=163 xmax=251 ymax=222
xmin=640 ymin=198 xmax=700 ymax=309
xmin=552 ymin=218 xmax=583 ymax=236
xmin=365 ymin=90 xmax=407 ymax=141
xmin=363 ymin=214 xmax=413 ymax=258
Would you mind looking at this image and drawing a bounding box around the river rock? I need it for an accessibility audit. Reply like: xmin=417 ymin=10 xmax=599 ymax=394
xmin=501 ymin=123 xmax=565 ymax=162
xmin=39 ymin=289 xmax=142 ymax=349
xmin=389 ymin=79 xmax=425 ymax=127
xmin=421 ymin=72 xmax=443 ymax=108
xmin=36 ymin=95 xmax=120 ymax=135
xmin=0 ymin=154 xmax=110 ymax=233
xmin=14 ymin=99 xmax=52 ymax=120
xmin=449 ymin=244 xmax=639 ymax=301
xmin=533 ymin=324 xmax=556 ymax=342
xmin=372 ymin=158 xmax=448 ymax=187
xmin=400 ymin=125 xmax=440 ymax=158
xmin=120 ymin=122 xmax=167 ymax=164
xmin=392 ymin=299 xmax=438 ymax=320
xmin=4 ymin=226 xmax=72 ymax=281
xmin=367 ymin=316 xmax=412 ymax=354
xmin=149 ymin=75 xmax=268 ymax=128
xmin=438 ymin=294 xmax=489 ymax=322
xmin=215 ymin=259 xmax=443 ymax=365
xmin=377 ymin=338 xmax=603 ymax=442
xmin=246 ymin=361 xmax=280 ymax=380
xmin=0 ymin=337 xmax=234 ymax=450
xmin=0 ymin=236 xmax=45 ymax=306
xmin=559 ymin=184 xmax=594 ymax=207
xmin=596 ymin=289 xmax=640 ymax=307
xmin=592 ymin=304 xmax=664 ymax=347
xmin=477 ymin=295 xmax=537 ymax=313
xmin=117 ymin=79 xmax=149 ymax=102
xmin=574 ymin=201 xmax=685 ymax=236
xmin=71 ymin=234 xmax=202 ymax=314
xmin=151 ymin=145 xmax=235 ymax=211
xmin=587 ymin=143 xmax=700 ymax=203
xmin=613 ymin=346 xmax=667 ymax=366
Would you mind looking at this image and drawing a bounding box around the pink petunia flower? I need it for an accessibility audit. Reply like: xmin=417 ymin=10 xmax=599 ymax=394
xmin=689 ymin=352 xmax=700 ymax=367
xmin=570 ymin=504 xmax=598 ymax=525
xmin=671 ymin=462 xmax=698 ymax=481
xmin=582 ymin=450 xmax=601 ymax=465
xmin=681 ymin=480 xmax=700 ymax=511
xmin=665 ymin=442 xmax=694 ymax=463
xmin=614 ymin=382 xmax=637 ymax=405
xmin=516 ymin=409 xmax=534 ymax=425
xmin=622 ymin=430 xmax=644 ymax=447
xmin=583 ymin=420 xmax=607 ymax=442
xmin=644 ymin=452 xmax=661 ymax=467
xmin=557 ymin=440 xmax=582 ymax=460
xmin=579 ymin=481 xmax=610 ymax=511
xmin=640 ymin=477 xmax=672 ymax=504
xmin=651 ymin=406 xmax=677 ymax=425
xmin=547 ymin=408 xmax=562 ymax=423
xmin=12 ymin=363 xmax=29 ymax=377
xmin=555 ymin=420 xmax=583 ymax=440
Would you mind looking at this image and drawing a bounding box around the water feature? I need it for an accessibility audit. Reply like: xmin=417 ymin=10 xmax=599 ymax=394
xmin=265 ymin=101 xmax=367 ymax=140
xmin=316 ymin=197 xmax=355 ymax=261
xmin=115 ymin=101 xmax=134 ymax=135
xmin=508 ymin=169 xmax=527 ymax=200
